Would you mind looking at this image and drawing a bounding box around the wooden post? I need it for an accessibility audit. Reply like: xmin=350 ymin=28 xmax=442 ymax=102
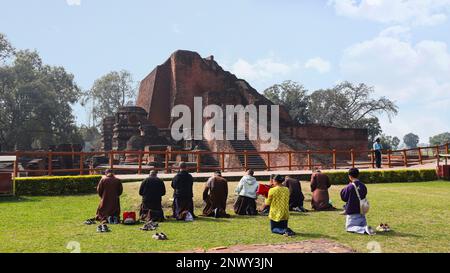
xmin=196 ymin=152 xmax=201 ymax=173
xmin=109 ymin=151 xmax=114 ymax=171
xmin=221 ymin=151 xmax=225 ymax=172
xmin=13 ymin=151 xmax=19 ymax=178
xmin=79 ymin=153 xmax=84 ymax=175
xmin=165 ymin=149 xmax=169 ymax=174
xmin=332 ymin=149 xmax=337 ymax=169
xmin=48 ymin=151 xmax=53 ymax=176
xmin=435 ymin=146 xmax=440 ymax=161
xmin=267 ymin=152 xmax=271 ymax=171
xmin=446 ymin=143 xmax=449 ymax=154
xmin=138 ymin=152 xmax=142 ymax=175
xmin=307 ymin=150 xmax=312 ymax=170
xmin=288 ymin=151 xmax=292 ymax=171
xmin=388 ymin=150 xmax=392 ymax=168
xmin=418 ymin=147 xmax=423 ymax=165
xmin=403 ymin=149 xmax=408 ymax=167
xmin=244 ymin=150 xmax=248 ymax=171
xmin=350 ymin=149 xmax=355 ymax=168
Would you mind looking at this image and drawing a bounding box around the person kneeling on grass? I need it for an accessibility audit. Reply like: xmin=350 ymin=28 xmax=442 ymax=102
xmin=234 ymin=169 xmax=259 ymax=215
xmin=340 ymin=168 xmax=375 ymax=235
xmin=283 ymin=175 xmax=307 ymax=212
xmin=139 ymin=170 xmax=166 ymax=222
xmin=266 ymin=175 xmax=295 ymax=236
xmin=95 ymin=169 xmax=123 ymax=232
xmin=202 ymin=170 xmax=230 ymax=218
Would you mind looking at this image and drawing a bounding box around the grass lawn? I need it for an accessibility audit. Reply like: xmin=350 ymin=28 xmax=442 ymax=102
xmin=1 ymin=180 xmax=449 ymax=253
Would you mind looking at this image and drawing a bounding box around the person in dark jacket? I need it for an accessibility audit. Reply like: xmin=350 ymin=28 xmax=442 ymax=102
xmin=283 ymin=175 xmax=307 ymax=212
xmin=340 ymin=168 xmax=374 ymax=235
xmin=202 ymin=171 xmax=229 ymax=218
xmin=139 ymin=170 xmax=166 ymax=222
xmin=311 ymin=170 xmax=335 ymax=211
xmin=96 ymin=169 xmax=123 ymax=224
xmin=171 ymin=162 xmax=195 ymax=220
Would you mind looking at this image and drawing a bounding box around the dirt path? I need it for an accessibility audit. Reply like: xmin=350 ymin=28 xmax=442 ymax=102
xmin=188 ymin=239 xmax=354 ymax=253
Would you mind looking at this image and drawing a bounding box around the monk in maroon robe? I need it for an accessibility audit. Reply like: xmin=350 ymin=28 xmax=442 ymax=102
xmin=96 ymin=169 xmax=123 ymax=223
xmin=202 ymin=171 xmax=229 ymax=218
xmin=310 ymin=170 xmax=334 ymax=211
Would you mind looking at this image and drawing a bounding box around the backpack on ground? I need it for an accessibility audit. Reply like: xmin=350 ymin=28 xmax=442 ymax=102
xmin=122 ymin=211 xmax=137 ymax=225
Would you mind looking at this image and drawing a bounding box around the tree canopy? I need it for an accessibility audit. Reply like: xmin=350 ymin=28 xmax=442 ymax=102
xmin=429 ymin=132 xmax=450 ymax=146
xmin=263 ymin=81 xmax=398 ymax=145
xmin=82 ymin=70 xmax=136 ymax=126
xmin=0 ymin=34 xmax=82 ymax=151
xmin=403 ymin=133 xmax=420 ymax=148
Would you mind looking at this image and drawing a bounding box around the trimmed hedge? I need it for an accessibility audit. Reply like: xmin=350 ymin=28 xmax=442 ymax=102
xmin=13 ymin=168 xmax=439 ymax=196
xmin=15 ymin=175 xmax=102 ymax=196
xmin=323 ymin=169 xmax=438 ymax=185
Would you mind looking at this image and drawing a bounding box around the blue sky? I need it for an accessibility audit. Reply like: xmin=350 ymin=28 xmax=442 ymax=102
xmin=1 ymin=0 xmax=450 ymax=143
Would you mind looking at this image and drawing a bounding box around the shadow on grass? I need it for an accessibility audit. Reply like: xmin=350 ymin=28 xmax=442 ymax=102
xmin=375 ymin=230 xmax=421 ymax=238
xmin=0 ymin=196 xmax=39 ymax=203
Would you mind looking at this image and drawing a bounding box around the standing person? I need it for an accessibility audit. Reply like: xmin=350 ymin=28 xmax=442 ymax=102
xmin=283 ymin=175 xmax=307 ymax=212
xmin=266 ymin=175 xmax=295 ymax=236
xmin=139 ymin=170 xmax=166 ymax=222
xmin=96 ymin=169 xmax=123 ymax=227
xmin=373 ymin=138 xmax=383 ymax=168
xmin=202 ymin=171 xmax=229 ymax=218
xmin=310 ymin=170 xmax=334 ymax=211
xmin=234 ymin=169 xmax=259 ymax=215
xmin=340 ymin=168 xmax=375 ymax=235
xmin=171 ymin=162 xmax=195 ymax=220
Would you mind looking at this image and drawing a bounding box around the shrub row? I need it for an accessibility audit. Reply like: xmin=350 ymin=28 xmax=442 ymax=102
xmin=15 ymin=175 xmax=102 ymax=196
xmin=14 ymin=169 xmax=439 ymax=196
xmin=323 ymin=169 xmax=438 ymax=185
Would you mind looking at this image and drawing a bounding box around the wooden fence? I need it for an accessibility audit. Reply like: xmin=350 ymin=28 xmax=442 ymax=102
xmin=0 ymin=143 xmax=448 ymax=177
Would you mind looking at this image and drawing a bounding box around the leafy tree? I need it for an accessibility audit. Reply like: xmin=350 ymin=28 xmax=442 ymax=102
xmin=263 ymin=80 xmax=309 ymax=124
xmin=403 ymin=133 xmax=420 ymax=148
xmin=0 ymin=34 xmax=81 ymax=151
xmin=392 ymin=136 xmax=401 ymax=150
xmin=308 ymin=81 xmax=398 ymax=128
xmin=379 ymin=134 xmax=401 ymax=150
xmin=78 ymin=125 xmax=102 ymax=151
xmin=0 ymin=33 xmax=14 ymax=62
xmin=429 ymin=132 xmax=450 ymax=146
xmin=82 ymin=70 xmax=136 ymax=126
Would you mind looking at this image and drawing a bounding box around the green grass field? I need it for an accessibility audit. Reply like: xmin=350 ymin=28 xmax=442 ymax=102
xmin=1 ymin=180 xmax=449 ymax=253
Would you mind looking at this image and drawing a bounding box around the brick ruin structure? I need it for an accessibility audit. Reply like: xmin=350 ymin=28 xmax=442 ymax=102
xmin=102 ymin=50 xmax=368 ymax=170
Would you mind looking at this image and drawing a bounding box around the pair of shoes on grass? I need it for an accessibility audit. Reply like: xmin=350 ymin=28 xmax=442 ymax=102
xmin=376 ymin=223 xmax=391 ymax=232
xmin=140 ymin=221 xmax=158 ymax=231
xmin=96 ymin=224 xmax=110 ymax=233
xmin=152 ymin=232 xmax=168 ymax=240
xmin=84 ymin=218 xmax=96 ymax=225
xmin=292 ymin=207 xmax=308 ymax=213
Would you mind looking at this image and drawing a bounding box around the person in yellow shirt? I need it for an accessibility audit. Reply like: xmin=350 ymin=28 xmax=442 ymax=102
xmin=265 ymin=175 xmax=295 ymax=236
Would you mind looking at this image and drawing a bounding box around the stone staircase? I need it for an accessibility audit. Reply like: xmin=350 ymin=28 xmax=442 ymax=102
xmin=229 ymin=132 xmax=267 ymax=170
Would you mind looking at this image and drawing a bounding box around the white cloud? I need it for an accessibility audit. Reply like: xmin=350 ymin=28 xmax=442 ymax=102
xmin=304 ymin=57 xmax=331 ymax=73
xmin=329 ymin=0 xmax=450 ymax=26
xmin=230 ymin=57 xmax=297 ymax=82
xmin=340 ymin=27 xmax=450 ymax=140
xmin=66 ymin=0 xmax=81 ymax=6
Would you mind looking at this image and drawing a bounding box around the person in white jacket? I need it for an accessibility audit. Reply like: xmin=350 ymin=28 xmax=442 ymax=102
xmin=234 ymin=169 xmax=259 ymax=215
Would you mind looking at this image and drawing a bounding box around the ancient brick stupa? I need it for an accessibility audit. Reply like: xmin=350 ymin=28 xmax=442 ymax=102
xmin=102 ymin=50 xmax=368 ymax=170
